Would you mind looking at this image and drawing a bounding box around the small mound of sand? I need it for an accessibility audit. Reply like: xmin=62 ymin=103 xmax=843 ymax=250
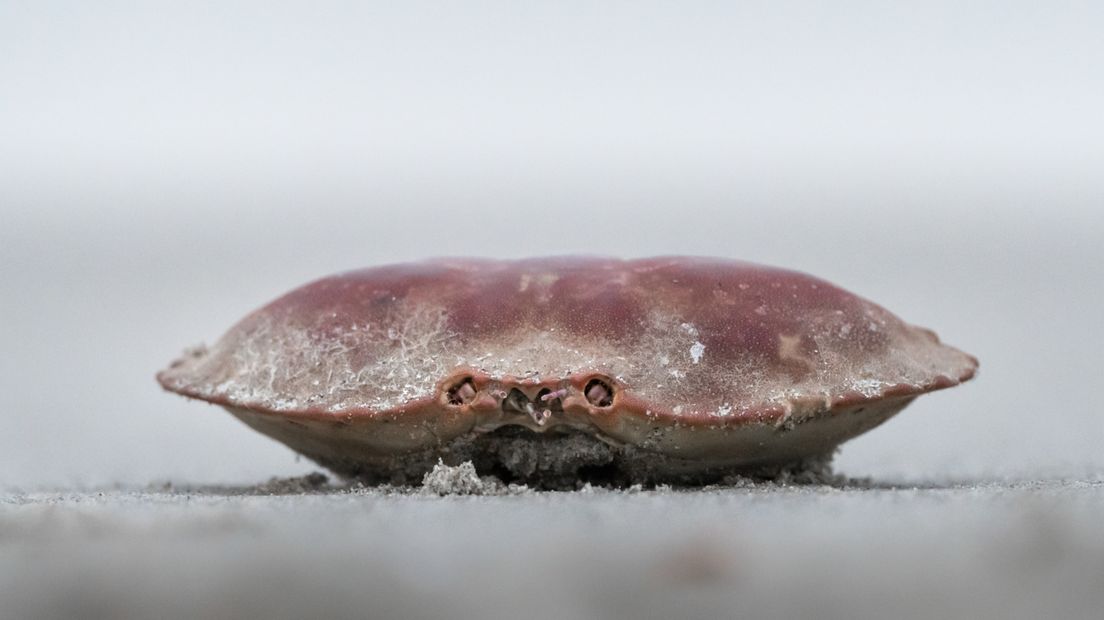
xmin=253 ymin=472 xmax=331 ymax=494
xmin=419 ymin=460 xmax=531 ymax=496
xmin=156 ymin=472 xmax=334 ymax=496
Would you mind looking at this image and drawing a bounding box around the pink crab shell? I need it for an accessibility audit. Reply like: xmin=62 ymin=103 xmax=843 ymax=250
xmin=158 ymin=256 xmax=977 ymax=483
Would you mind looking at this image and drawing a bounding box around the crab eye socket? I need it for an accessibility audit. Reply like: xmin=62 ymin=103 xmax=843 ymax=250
xmin=446 ymin=377 xmax=477 ymax=405
xmin=584 ymin=378 xmax=614 ymax=407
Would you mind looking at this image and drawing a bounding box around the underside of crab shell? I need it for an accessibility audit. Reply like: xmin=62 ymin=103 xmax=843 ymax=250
xmin=158 ymin=256 xmax=977 ymax=486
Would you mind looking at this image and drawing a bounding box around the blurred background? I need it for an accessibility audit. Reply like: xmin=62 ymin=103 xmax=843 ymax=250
xmin=2 ymin=1 xmax=1102 ymax=489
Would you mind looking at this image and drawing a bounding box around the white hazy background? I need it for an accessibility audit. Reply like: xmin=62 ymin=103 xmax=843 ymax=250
xmin=2 ymin=1 xmax=1102 ymax=488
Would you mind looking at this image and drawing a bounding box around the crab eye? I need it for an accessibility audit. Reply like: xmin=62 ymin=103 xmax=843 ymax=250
xmin=446 ymin=377 xmax=477 ymax=405
xmin=584 ymin=378 xmax=614 ymax=407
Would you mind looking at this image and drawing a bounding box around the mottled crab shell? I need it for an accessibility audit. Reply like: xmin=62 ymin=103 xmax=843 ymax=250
xmin=158 ymin=256 xmax=977 ymax=484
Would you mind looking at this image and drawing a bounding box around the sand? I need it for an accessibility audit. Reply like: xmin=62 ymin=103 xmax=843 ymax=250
xmin=3 ymin=474 xmax=1103 ymax=620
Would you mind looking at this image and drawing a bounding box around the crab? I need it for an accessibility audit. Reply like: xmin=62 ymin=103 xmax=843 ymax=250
xmin=157 ymin=256 xmax=977 ymax=487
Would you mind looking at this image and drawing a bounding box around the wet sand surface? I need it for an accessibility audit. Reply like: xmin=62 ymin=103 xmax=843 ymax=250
xmin=4 ymin=477 xmax=1103 ymax=620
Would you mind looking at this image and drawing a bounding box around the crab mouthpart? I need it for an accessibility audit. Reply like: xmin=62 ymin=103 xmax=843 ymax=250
xmin=530 ymin=406 xmax=552 ymax=426
xmin=503 ymin=388 xmax=559 ymax=427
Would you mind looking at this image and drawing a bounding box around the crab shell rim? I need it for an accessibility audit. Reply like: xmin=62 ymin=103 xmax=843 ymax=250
xmin=158 ymin=364 xmax=972 ymax=426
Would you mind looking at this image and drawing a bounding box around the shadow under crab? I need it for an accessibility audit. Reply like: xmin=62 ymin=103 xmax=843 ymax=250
xmin=159 ymin=256 xmax=977 ymax=488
